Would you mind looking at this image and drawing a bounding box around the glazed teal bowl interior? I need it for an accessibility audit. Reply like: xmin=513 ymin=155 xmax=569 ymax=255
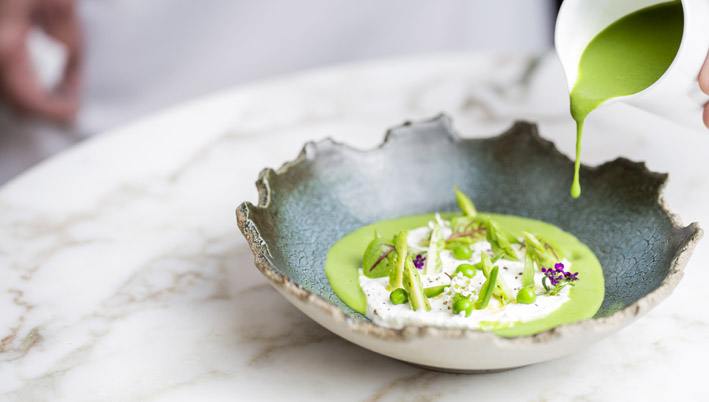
xmin=239 ymin=115 xmax=700 ymax=323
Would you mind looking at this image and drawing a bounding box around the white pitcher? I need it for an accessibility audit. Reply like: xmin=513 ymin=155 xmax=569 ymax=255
xmin=555 ymin=0 xmax=709 ymax=131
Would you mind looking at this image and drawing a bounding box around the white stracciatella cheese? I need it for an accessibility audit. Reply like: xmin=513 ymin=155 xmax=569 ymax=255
xmin=359 ymin=216 xmax=571 ymax=330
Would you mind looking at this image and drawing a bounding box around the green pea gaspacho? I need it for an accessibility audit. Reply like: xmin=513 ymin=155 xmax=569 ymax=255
xmin=326 ymin=188 xmax=604 ymax=337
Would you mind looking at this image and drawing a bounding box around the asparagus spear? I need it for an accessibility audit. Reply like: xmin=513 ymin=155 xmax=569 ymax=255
xmin=522 ymin=246 xmax=535 ymax=289
xmin=454 ymin=186 xmax=478 ymax=217
xmin=424 ymin=221 xmax=444 ymax=275
xmin=523 ymin=231 xmax=557 ymax=269
xmin=403 ymin=257 xmax=431 ymax=311
xmin=486 ymin=219 xmax=519 ymax=261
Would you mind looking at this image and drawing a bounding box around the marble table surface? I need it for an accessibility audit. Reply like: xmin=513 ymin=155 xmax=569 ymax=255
xmin=1 ymin=53 xmax=708 ymax=401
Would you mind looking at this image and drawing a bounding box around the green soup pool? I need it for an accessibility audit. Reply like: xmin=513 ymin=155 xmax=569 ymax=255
xmin=326 ymin=213 xmax=605 ymax=337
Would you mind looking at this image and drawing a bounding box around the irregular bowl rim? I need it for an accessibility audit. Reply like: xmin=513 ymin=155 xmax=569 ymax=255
xmin=236 ymin=114 xmax=703 ymax=345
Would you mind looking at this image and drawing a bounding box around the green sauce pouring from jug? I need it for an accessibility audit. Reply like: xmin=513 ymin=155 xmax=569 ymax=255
xmin=569 ymin=2 xmax=683 ymax=198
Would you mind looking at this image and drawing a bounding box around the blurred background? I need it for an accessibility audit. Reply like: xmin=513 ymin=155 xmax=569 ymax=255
xmin=0 ymin=0 xmax=559 ymax=185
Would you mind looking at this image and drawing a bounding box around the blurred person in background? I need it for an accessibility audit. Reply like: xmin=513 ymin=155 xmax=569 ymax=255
xmin=1 ymin=0 xmax=568 ymax=184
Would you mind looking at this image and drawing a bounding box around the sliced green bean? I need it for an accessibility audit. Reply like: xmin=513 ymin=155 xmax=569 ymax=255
xmin=424 ymin=285 xmax=449 ymax=298
xmin=478 ymin=253 xmax=515 ymax=304
xmin=475 ymin=266 xmax=499 ymax=310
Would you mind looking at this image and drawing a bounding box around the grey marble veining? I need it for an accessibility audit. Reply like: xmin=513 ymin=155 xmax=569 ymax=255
xmin=0 ymin=53 xmax=707 ymax=401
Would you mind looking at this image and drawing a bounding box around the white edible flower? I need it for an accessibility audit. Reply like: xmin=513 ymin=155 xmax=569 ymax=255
xmin=450 ymin=271 xmax=478 ymax=300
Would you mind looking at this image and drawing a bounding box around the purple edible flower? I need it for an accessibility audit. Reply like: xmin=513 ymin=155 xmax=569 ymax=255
xmin=554 ymin=263 xmax=565 ymax=273
xmin=413 ymin=254 xmax=426 ymax=269
xmin=542 ymin=262 xmax=580 ymax=294
xmin=565 ymin=271 xmax=579 ymax=282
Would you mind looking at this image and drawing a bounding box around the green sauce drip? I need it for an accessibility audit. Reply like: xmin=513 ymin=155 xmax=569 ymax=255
xmin=325 ymin=212 xmax=605 ymax=337
xmin=569 ymin=1 xmax=683 ymax=198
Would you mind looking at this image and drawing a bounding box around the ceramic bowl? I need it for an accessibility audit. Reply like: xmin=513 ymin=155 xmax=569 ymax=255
xmin=236 ymin=115 xmax=701 ymax=372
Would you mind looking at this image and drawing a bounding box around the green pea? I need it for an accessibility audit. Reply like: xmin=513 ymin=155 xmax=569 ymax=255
xmin=452 ymin=298 xmax=473 ymax=317
xmin=453 ymin=245 xmax=472 ymax=260
xmin=516 ymin=287 xmax=536 ymax=304
xmin=455 ymin=263 xmax=476 ymax=278
xmin=389 ymin=288 xmax=409 ymax=305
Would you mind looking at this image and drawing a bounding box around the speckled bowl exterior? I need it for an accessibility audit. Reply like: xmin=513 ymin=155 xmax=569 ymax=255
xmin=236 ymin=115 xmax=702 ymax=372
